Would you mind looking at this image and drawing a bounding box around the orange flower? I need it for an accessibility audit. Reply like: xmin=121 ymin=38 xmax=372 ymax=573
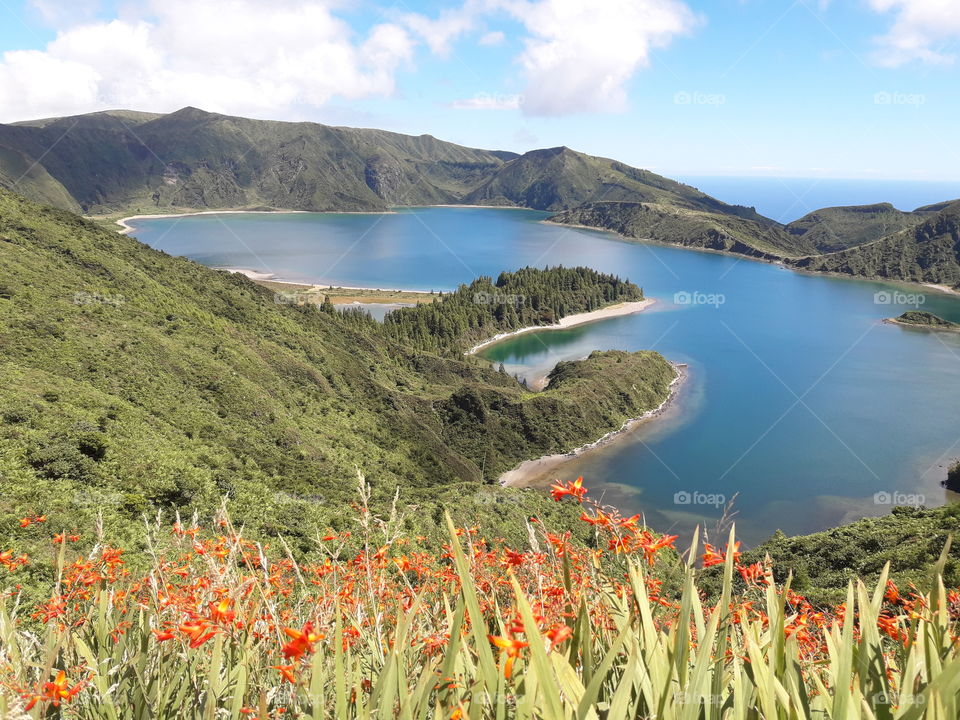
xmin=545 ymin=624 xmax=573 ymax=650
xmin=702 ymin=541 xmax=741 ymax=568
xmin=738 ymin=562 xmax=768 ymax=586
xmin=180 ymin=622 xmax=217 ymax=648
xmin=549 ymin=477 xmax=587 ymax=502
xmin=209 ymin=598 xmax=236 ymax=625
xmin=41 ymin=671 xmax=84 ymax=707
xmin=272 ymin=664 xmax=297 ymax=684
xmin=488 ymin=634 xmax=528 ymax=678
xmin=282 ymin=622 xmax=324 ymax=660
xmin=503 ymin=548 xmax=525 ymax=567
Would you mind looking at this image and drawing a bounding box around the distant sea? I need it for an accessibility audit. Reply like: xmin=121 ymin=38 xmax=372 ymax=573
xmin=677 ymin=176 xmax=960 ymax=224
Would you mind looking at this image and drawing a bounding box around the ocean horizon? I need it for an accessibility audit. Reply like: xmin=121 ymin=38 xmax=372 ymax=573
xmin=677 ymin=176 xmax=960 ymax=224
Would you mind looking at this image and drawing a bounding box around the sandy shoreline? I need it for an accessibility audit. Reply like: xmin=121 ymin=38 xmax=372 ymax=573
xmin=113 ymin=204 xmax=528 ymax=234
xmin=922 ymin=283 xmax=960 ymax=297
xmin=498 ymin=363 xmax=687 ymax=487
xmin=115 ymin=209 xmax=316 ymax=234
xmin=465 ymin=298 xmax=656 ymax=355
xmin=220 ymin=267 xmax=436 ymax=295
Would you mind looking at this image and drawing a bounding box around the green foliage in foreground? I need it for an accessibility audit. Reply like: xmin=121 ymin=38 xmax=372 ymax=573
xmin=0 ymin=187 xmax=674 ymax=564
xmin=3 ymin=512 xmax=960 ymax=718
xmin=735 ymin=504 xmax=960 ymax=607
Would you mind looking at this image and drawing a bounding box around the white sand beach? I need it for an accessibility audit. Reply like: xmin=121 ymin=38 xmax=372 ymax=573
xmin=465 ymin=298 xmax=656 ymax=355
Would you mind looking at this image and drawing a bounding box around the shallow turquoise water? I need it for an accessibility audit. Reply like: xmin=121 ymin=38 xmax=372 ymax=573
xmin=130 ymin=208 xmax=960 ymax=544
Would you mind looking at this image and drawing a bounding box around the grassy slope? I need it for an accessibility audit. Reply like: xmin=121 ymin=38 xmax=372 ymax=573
xmin=785 ymin=202 xmax=933 ymax=253
xmin=548 ymin=200 xmax=815 ymax=258
xmin=791 ymin=200 xmax=960 ymax=288
xmin=735 ymin=504 xmax=960 ymax=607
xmin=0 ymin=108 xmax=813 ymax=261
xmin=0 ymin=108 xmax=514 ymax=214
xmin=0 ymin=188 xmax=676 ymax=555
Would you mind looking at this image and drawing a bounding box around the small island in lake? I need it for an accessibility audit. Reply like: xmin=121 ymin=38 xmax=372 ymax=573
xmin=885 ymin=310 xmax=959 ymax=330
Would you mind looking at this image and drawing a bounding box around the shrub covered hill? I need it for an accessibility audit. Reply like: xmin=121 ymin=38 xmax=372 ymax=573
xmin=0 ymin=186 xmax=677 ymax=555
xmin=3 ymin=107 xmax=960 ymax=285
xmin=0 ymin=107 xmax=813 ymax=260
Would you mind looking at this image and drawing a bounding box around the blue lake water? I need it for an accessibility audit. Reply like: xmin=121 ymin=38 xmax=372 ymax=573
xmin=129 ymin=208 xmax=960 ymax=545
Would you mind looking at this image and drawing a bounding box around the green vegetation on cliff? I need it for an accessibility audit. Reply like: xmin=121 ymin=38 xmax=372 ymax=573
xmin=7 ymin=106 xmax=959 ymax=288
xmin=792 ymin=201 xmax=960 ymax=289
xmin=0 ymin=187 xmax=675 ymax=556
xmin=732 ymin=504 xmax=960 ymax=607
xmin=550 ymin=200 xmax=812 ymax=258
xmin=785 ymin=202 xmax=932 ymax=253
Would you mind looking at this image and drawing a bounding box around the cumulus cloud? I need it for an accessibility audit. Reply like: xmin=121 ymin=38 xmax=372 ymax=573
xmin=870 ymin=0 xmax=960 ymax=66
xmin=2 ymin=0 xmax=699 ymax=122
xmin=501 ymin=0 xmax=700 ymax=115
xmin=401 ymin=0 xmax=699 ymax=116
xmin=0 ymin=0 xmax=414 ymax=123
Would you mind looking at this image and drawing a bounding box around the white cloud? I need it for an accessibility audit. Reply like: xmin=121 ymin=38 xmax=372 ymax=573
xmin=28 ymin=0 xmax=101 ymax=26
xmin=501 ymin=0 xmax=700 ymax=116
xmin=870 ymin=0 xmax=960 ymax=66
xmin=479 ymin=30 xmax=505 ymax=46
xmin=0 ymin=0 xmax=414 ymax=123
xmin=402 ymin=0 xmax=699 ymax=116
xmin=451 ymin=92 xmax=523 ymax=109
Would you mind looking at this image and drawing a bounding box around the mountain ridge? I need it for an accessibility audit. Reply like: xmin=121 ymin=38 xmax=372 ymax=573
xmin=2 ymin=107 xmax=959 ymax=286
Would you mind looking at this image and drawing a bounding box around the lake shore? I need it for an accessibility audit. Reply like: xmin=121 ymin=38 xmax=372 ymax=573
xmin=114 ymin=208 xmax=394 ymax=234
xmin=544 ymin=219 xmax=960 ymax=299
xmin=114 ymin=204 xmax=527 ymax=234
xmin=498 ymin=363 xmax=687 ymax=488
xmin=464 ymin=298 xmax=656 ymax=355
xmin=923 ymin=283 xmax=960 ymax=296
xmin=221 ymin=267 xmax=436 ymax=298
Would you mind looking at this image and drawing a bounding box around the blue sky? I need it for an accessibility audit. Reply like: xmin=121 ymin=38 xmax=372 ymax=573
xmin=0 ymin=0 xmax=958 ymax=180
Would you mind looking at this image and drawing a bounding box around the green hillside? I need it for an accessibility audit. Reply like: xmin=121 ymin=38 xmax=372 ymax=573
xmin=735 ymin=504 xmax=960 ymax=607
xmin=785 ymin=202 xmax=933 ymax=253
xmin=0 ymin=108 xmax=515 ymax=214
xmin=792 ymin=200 xmax=960 ymax=288
xmin=0 ymin=187 xmax=676 ymax=554
xmin=548 ymin=200 xmax=814 ymax=258
xmin=4 ymin=106 xmax=960 ymax=285
xmin=0 ymin=107 xmax=803 ymax=262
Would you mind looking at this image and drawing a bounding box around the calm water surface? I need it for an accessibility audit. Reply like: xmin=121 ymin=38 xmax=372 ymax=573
xmin=130 ymin=208 xmax=960 ymax=544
